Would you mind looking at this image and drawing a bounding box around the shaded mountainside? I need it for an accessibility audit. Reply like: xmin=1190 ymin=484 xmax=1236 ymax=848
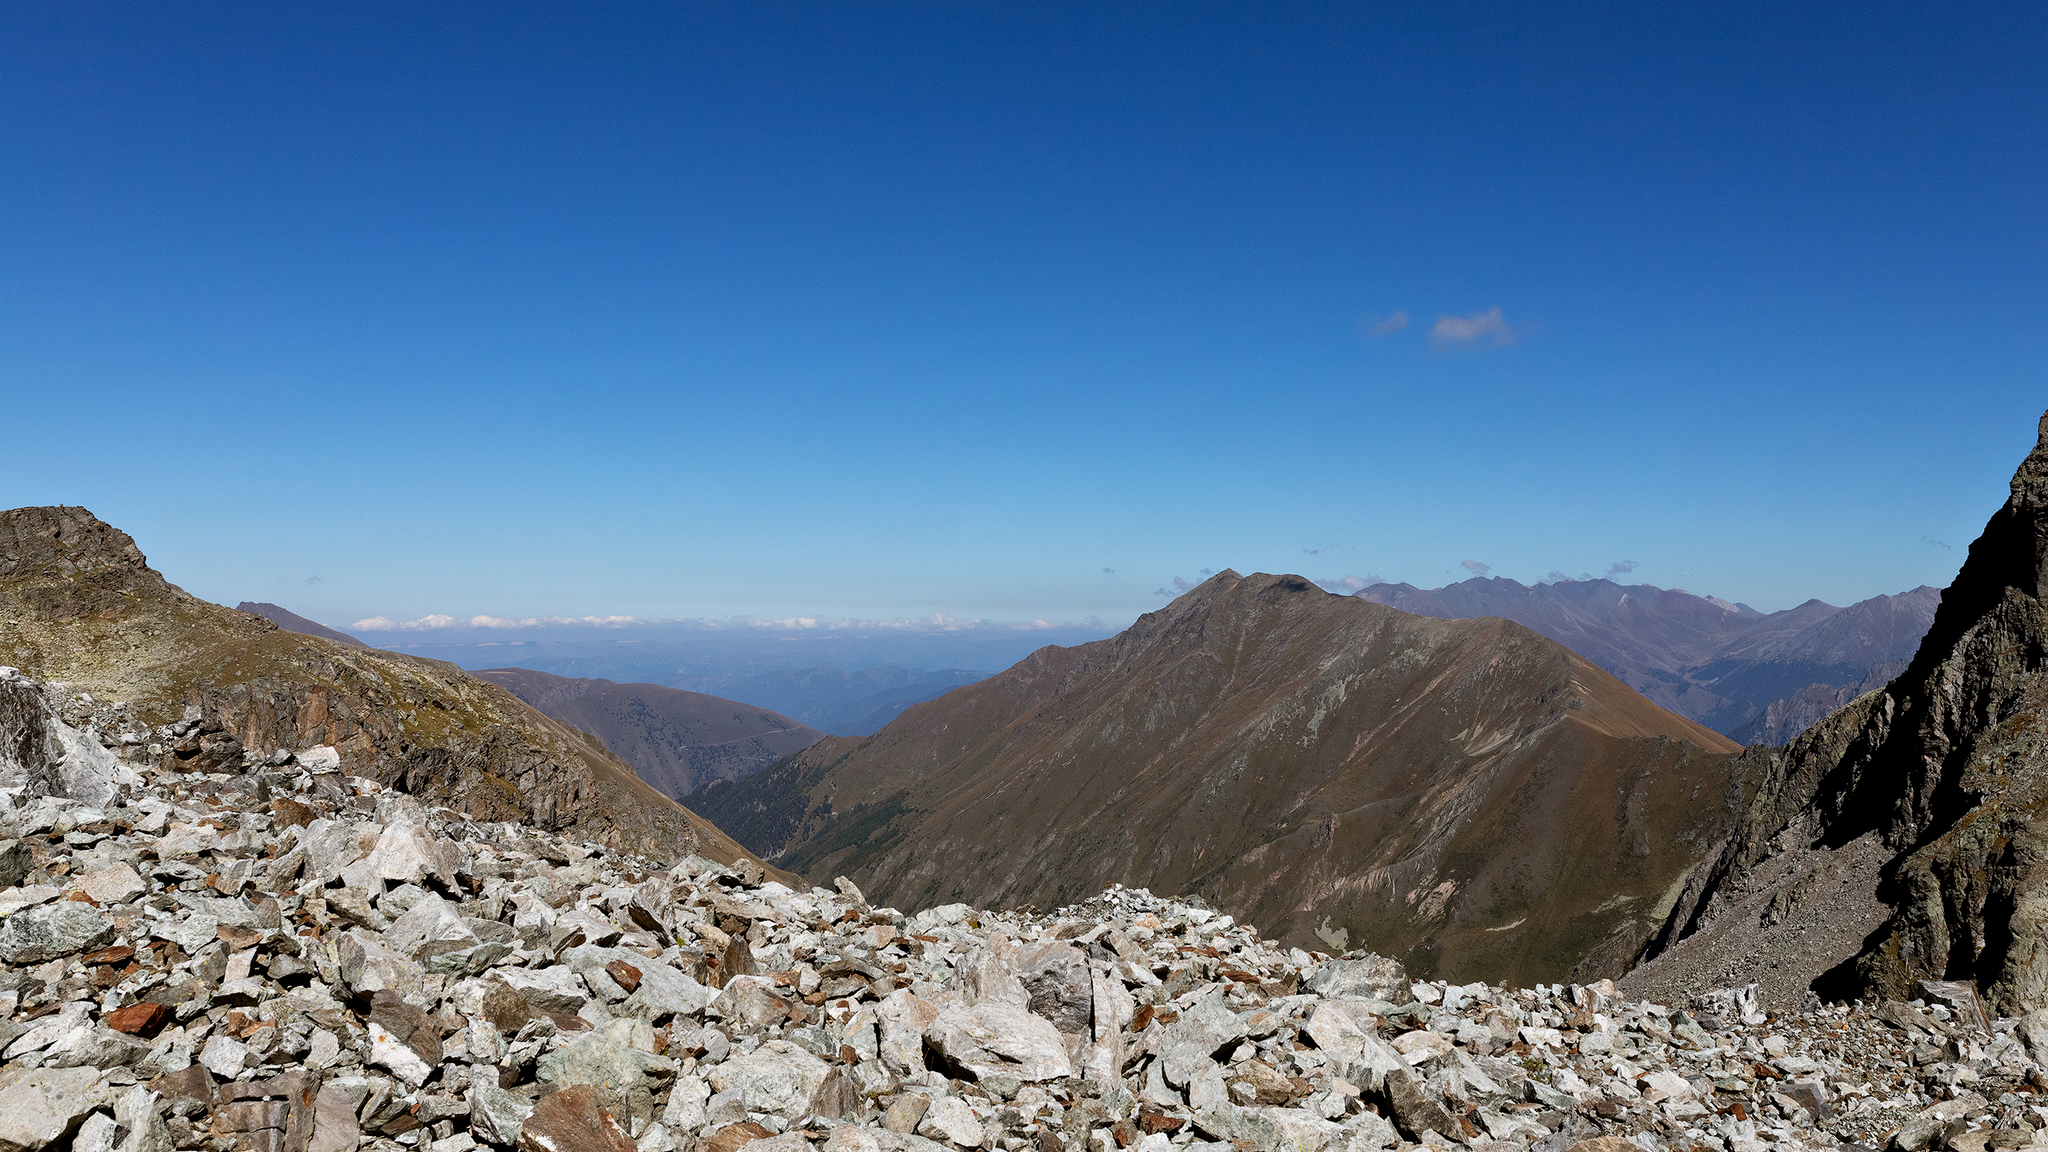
xmin=674 ymin=666 xmax=993 ymax=736
xmin=1629 ymin=409 xmax=2048 ymax=1014
xmin=695 ymin=571 xmax=1741 ymax=986
xmin=0 ymin=506 xmax=774 ymax=872
xmin=1357 ymin=576 xmax=1939 ymax=740
xmin=236 ymin=600 xmax=370 ymax=648
xmin=472 ymin=667 xmax=823 ymax=797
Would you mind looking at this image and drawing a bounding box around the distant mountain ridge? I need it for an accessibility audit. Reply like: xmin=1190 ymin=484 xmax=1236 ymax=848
xmin=1355 ymin=577 xmax=1940 ymax=739
xmin=696 ymin=570 xmax=1742 ymax=985
xmin=236 ymin=601 xmax=369 ymax=648
xmin=674 ymin=666 xmax=993 ymax=736
xmin=471 ymin=667 xmax=824 ymax=797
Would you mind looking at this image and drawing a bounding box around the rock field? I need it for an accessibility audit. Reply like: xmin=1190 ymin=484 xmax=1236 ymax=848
xmin=10 ymin=667 xmax=2048 ymax=1152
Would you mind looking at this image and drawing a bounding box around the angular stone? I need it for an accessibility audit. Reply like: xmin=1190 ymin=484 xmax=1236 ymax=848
xmin=516 ymin=1084 xmax=633 ymax=1152
xmin=199 ymin=1032 xmax=250 ymax=1078
xmin=1383 ymin=1068 xmax=1459 ymax=1141
xmin=385 ymin=892 xmax=480 ymax=960
xmin=703 ymin=1046 xmax=833 ymax=1120
xmin=470 ymin=1075 xmax=534 ymax=1147
xmin=496 ymin=967 xmax=590 ymax=1015
xmin=883 ymin=1094 xmax=930 ymax=1135
xmin=916 ymin=1096 xmax=984 ymax=1146
xmin=925 ymin=1001 xmax=1076 ymax=1083
xmin=370 ymin=990 xmax=445 ymax=1067
xmin=1013 ymin=941 xmax=1093 ymax=1034
xmin=0 ymin=902 xmax=115 ymax=963
xmin=76 ymin=863 xmax=145 ymax=906
xmin=873 ymin=989 xmax=940 ymax=1077
xmin=1391 ymin=1029 xmax=1453 ymax=1065
xmin=105 ymin=1002 xmax=173 ymax=1039
xmin=537 ymin=1031 xmax=677 ymax=1125
xmin=603 ymin=960 xmax=640 ymax=992
xmin=708 ymin=974 xmax=790 ymax=1031
xmin=369 ymin=1021 xmax=433 ymax=1087
xmin=338 ymin=929 xmax=427 ymax=1000
xmin=1307 ymin=955 xmax=1409 ymax=1001
xmin=0 ymin=841 xmax=29 ymax=890
xmin=364 ymin=822 xmax=465 ymax=891
xmin=699 ymin=1123 xmax=773 ymax=1152
xmin=1156 ymin=997 xmax=1249 ymax=1087
xmin=0 ymin=1067 xmax=114 ymax=1152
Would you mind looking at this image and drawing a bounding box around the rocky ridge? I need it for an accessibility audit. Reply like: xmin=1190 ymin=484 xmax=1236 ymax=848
xmin=0 ymin=506 xmax=764 ymax=870
xmin=6 ymin=668 xmax=2048 ymax=1152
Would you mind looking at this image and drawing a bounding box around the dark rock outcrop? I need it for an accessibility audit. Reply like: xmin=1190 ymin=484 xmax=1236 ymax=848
xmin=1631 ymin=411 xmax=2048 ymax=1014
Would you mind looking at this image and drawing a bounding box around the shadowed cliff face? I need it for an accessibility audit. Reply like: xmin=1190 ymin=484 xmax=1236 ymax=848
xmin=697 ymin=571 xmax=1740 ymax=986
xmin=0 ymin=506 xmax=772 ymax=871
xmin=1638 ymin=411 xmax=2048 ymax=1014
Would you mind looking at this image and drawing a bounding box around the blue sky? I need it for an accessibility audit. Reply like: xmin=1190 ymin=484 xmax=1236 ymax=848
xmin=3 ymin=3 xmax=2043 ymax=630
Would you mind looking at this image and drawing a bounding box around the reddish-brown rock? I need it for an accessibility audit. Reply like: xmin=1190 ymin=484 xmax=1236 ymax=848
xmin=106 ymin=1001 xmax=173 ymax=1038
xmin=516 ymin=1085 xmax=634 ymax=1152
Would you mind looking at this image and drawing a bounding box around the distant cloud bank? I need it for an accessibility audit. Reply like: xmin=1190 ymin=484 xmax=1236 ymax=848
xmin=348 ymin=610 xmax=1081 ymax=634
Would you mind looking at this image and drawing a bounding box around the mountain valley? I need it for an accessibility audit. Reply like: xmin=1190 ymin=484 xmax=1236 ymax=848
xmin=471 ymin=667 xmax=824 ymax=798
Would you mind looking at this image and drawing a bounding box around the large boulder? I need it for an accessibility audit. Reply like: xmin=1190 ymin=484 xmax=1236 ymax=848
xmin=0 ymin=1066 xmax=114 ymax=1152
xmin=0 ymin=903 xmax=115 ymax=964
xmin=924 ymin=1002 xmax=1075 ymax=1083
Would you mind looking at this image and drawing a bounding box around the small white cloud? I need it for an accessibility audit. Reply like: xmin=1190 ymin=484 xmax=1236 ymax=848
xmin=1460 ymin=560 xmax=1492 ymax=578
xmin=1362 ymin=310 xmax=1410 ymax=338
xmin=1605 ymin=560 xmax=1640 ymax=579
xmin=351 ymin=616 xmax=399 ymax=631
xmin=1431 ymin=307 xmax=1517 ymax=348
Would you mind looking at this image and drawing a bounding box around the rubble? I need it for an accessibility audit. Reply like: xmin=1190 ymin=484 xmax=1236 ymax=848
xmin=6 ymin=667 xmax=2048 ymax=1152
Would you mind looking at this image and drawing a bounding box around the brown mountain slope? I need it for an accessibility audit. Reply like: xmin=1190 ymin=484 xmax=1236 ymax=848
xmin=473 ymin=667 xmax=823 ymax=797
xmin=696 ymin=571 xmax=1740 ymax=985
xmin=1629 ymin=409 xmax=2048 ymax=1014
xmin=0 ymin=505 xmax=772 ymax=872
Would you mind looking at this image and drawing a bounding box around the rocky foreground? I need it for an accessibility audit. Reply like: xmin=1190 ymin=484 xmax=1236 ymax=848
xmin=7 ymin=671 xmax=2048 ymax=1152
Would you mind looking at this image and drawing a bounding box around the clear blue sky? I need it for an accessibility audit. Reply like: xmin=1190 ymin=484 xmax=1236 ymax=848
xmin=4 ymin=3 xmax=2042 ymax=629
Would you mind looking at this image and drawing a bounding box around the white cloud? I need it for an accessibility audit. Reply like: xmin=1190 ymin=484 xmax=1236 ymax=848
xmin=1362 ymin=310 xmax=1409 ymax=338
xmin=1431 ymin=307 xmax=1517 ymax=347
xmin=1460 ymin=560 xmax=1491 ymax=578
xmin=1314 ymin=574 xmax=1385 ymax=594
xmin=348 ymin=608 xmax=1091 ymax=635
xmin=351 ymin=614 xmax=458 ymax=632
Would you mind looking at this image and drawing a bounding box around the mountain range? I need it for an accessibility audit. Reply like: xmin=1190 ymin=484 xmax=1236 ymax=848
xmin=471 ymin=666 xmax=823 ymax=797
xmin=694 ymin=570 xmax=1742 ymax=985
xmin=1356 ymin=576 xmax=1939 ymax=741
